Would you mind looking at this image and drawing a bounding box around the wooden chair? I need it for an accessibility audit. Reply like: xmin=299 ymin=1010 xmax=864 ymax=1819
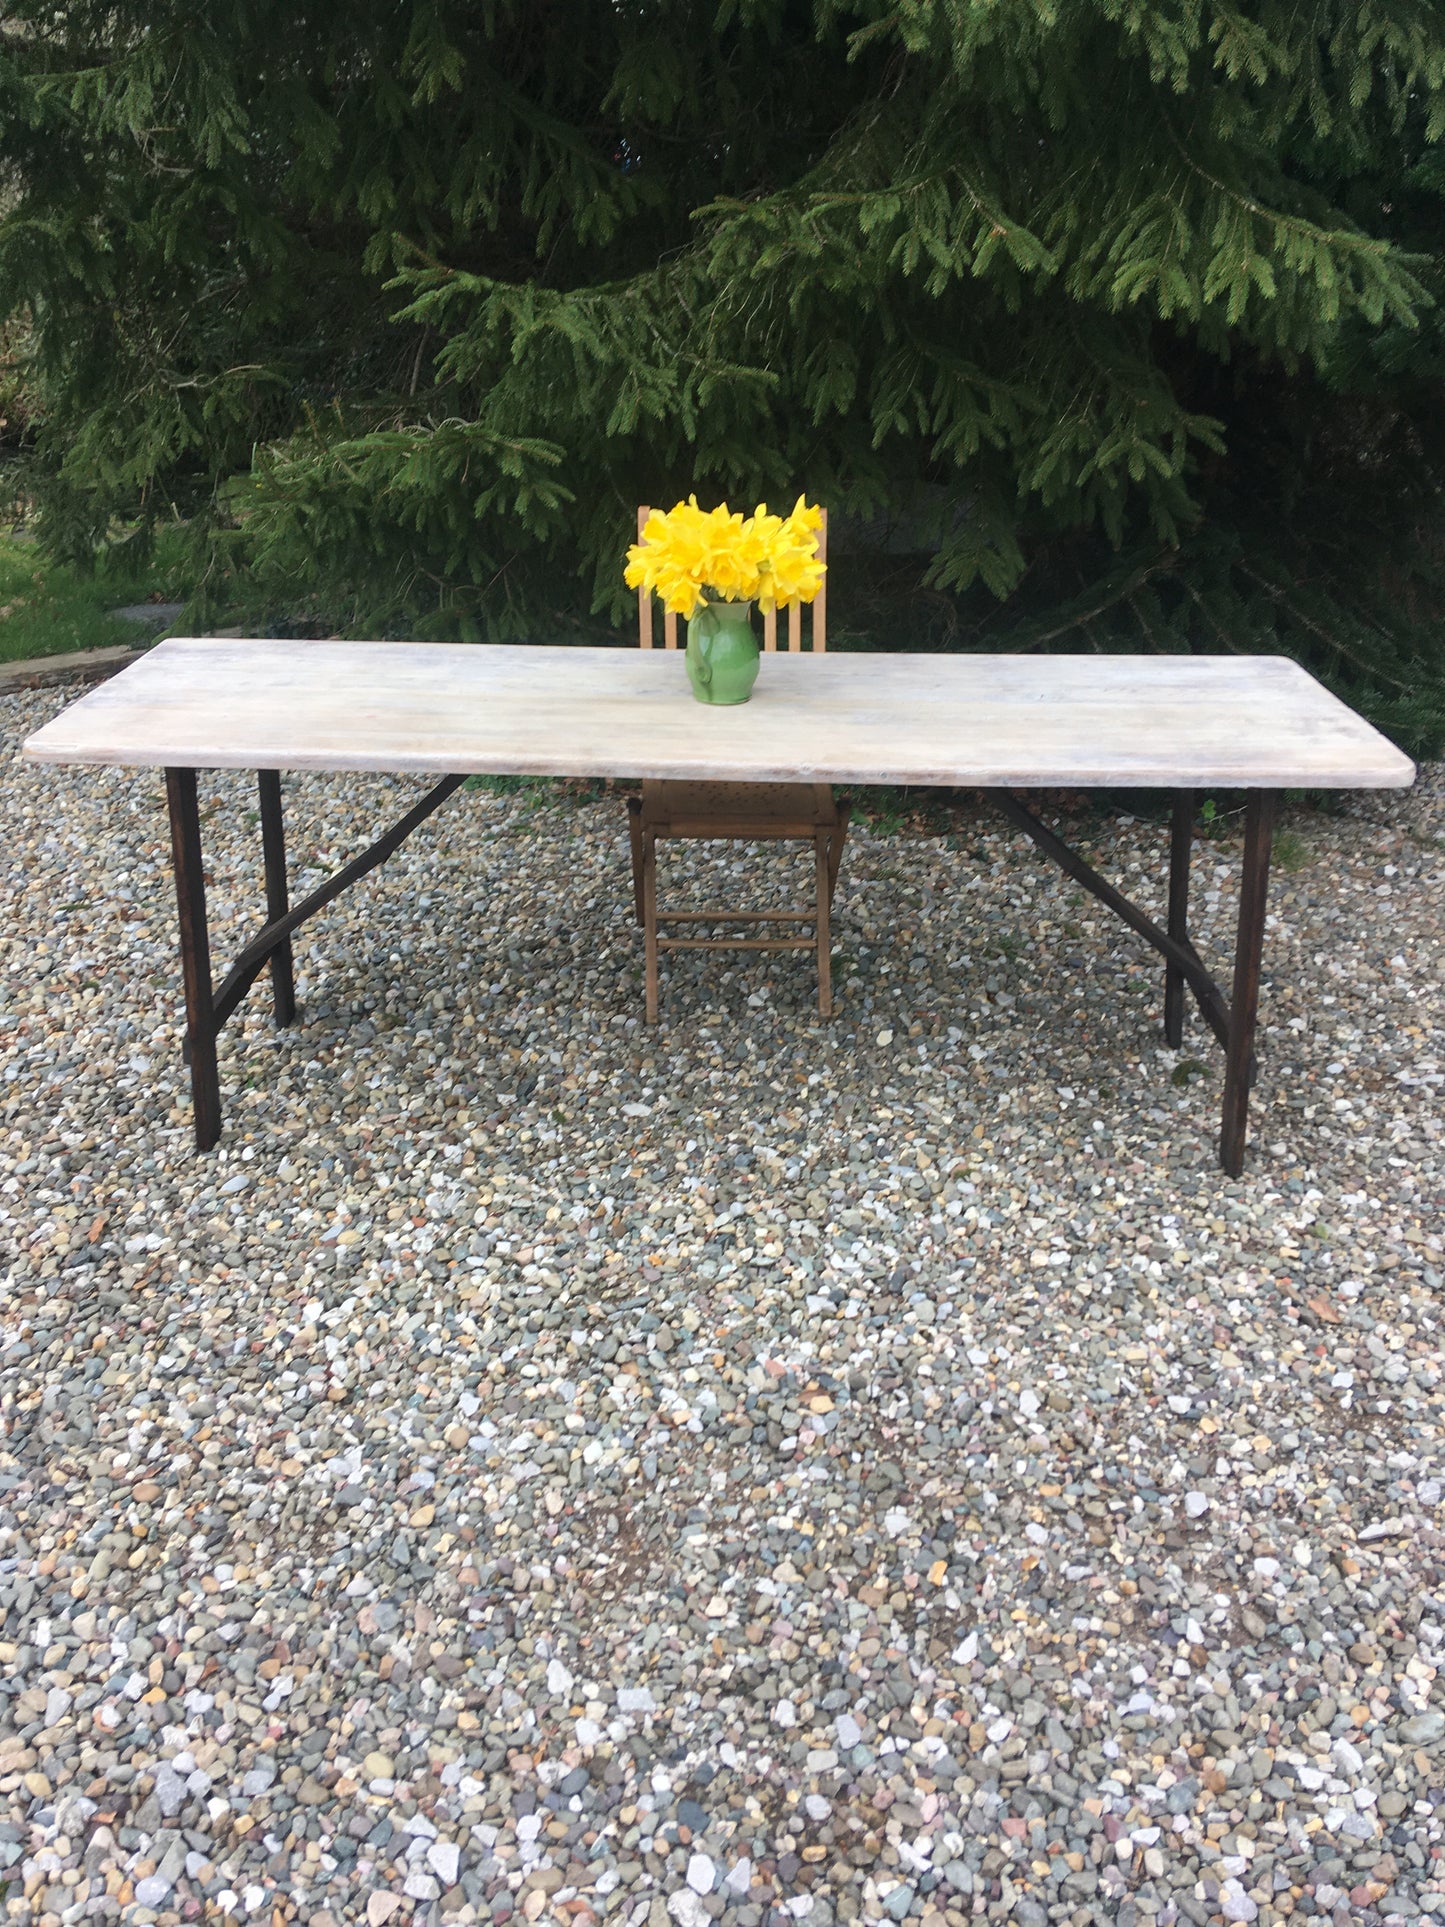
xmin=626 ymin=504 xmax=851 ymax=1023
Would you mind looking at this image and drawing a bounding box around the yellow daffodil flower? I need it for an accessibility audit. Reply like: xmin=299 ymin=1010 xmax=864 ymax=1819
xmin=625 ymin=494 xmax=825 ymax=619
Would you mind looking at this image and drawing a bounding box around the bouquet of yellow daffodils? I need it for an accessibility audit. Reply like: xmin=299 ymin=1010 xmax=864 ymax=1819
xmin=625 ymin=495 xmax=825 ymax=620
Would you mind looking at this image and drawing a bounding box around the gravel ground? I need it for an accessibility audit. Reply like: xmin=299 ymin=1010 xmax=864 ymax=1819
xmin=1 ymin=680 xmax=1443 ymax=1927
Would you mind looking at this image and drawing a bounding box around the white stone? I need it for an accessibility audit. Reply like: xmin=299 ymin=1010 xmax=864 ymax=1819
xmin=836 ymin=1714 xmax=863 ymax=1749
xmin=1332 ymin=1739 xmax=1364 ymax=1775
xmin=773 ymin=1698 xmax=797 ymax=1727
xmin=687 ymin=1853 xmax=716 ymax=1894
xmin=153 ymin=1761 xmax=188 ymax=1817
xmin=427 ymin=1840 xmax=460 ymax=1886
xmin=618 ymin=1686 xmax=657 ymax=1714
xmin=667 ymin=1891 xmax=711 ymax=1927
xmin=1219 ymin=1878 xmax=1258 ymax=1922
xmin=1184 ymin=1492 xmax=1209 ymax=1518
xmin=546 ymin=1658 xmax=574 ymax=1697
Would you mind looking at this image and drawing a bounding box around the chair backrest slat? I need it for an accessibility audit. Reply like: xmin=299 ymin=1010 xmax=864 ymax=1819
xmin=634 ymin=504 xmax=827 ymax=653
xmin=636 ymin=506 xmax=653 ymax=649
xmin=813 ymin=509 xmax=827 ymax=653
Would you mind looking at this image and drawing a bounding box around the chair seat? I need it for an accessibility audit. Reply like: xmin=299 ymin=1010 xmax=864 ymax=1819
xmin=641 ymin=778 xmax=840 ymax=832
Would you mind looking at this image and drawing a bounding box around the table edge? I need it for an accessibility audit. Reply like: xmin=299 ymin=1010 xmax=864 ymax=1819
xmin=17 ymin=640 xmax=1420 ymax=790
xmin=18 ymin=743 xmax=1420 ymax=788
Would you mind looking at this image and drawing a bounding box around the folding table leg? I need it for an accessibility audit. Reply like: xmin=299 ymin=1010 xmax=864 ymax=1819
xmin=1164 ymin=789 xmax=1193 ymax=1047
xmin=827 ymin=800 xmax=852 ymax=904
xmin=1219 ymin=790 xmax=1278 ymax=1177
xmin=165 ymin=767 xmax=222 ymax=1151
xmin=815 ymin=832 xmax=833 ymax=1018
xmin=257 ymin=770 xmax=296 ymax=1027
xmin=642 ymin=828 xmax=660 ymax=1024
xmin=627 ymin=796 xmax=646 ymax=925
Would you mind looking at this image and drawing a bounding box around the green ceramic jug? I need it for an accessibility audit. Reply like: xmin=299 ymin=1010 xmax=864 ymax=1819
xmin=685 ymin=601 xmax=759 ymax=705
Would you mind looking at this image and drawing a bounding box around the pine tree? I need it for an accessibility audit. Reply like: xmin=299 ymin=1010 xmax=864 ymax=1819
xmin=2 ymin=1 xmax=1442 ymax=748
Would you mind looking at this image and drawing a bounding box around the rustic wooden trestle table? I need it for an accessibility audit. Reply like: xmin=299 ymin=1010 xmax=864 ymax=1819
xmin=22 ymin=638 xmax=1416 ymax=1173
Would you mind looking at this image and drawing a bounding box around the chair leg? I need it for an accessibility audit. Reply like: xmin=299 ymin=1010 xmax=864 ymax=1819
xmin=827 ymin=801 xmax=852 ymax=905
xmin=815 ymin=831 xmax=833 ymax=1018
xmin=642 ymin=827 xmax=660 ymax=1024
xmin=627 ymin=796 xmax=645 ymax=926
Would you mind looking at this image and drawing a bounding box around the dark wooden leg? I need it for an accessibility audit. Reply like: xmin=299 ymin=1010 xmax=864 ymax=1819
xmin=827 ymin=799 xmax=851 ymax=904
xmin=815 ymin=832 xmax=833 ymax=1018
xmin=1164 ymin=789 xmax=1192 ymax=1047
xmin=257 ymin=770 xmax=296 ymax=1026
xmin=165 ymin=767 xmax=221 ymax=1151
xmin=642 ymin=828 xmax=660 ymax=1024
xmin=627 ymin=796 xmax=645 ymax=925
xmin=1220 ymin=790 xmax=1277 ymax=1177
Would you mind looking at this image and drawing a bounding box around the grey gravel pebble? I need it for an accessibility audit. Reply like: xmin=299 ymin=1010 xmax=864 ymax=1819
xmin=1 ymin=682 xmax=1443 ymax=1927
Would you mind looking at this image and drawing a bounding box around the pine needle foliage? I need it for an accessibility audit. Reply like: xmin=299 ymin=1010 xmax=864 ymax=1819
xmin=1 ymin=1 xmax=1443 ymax=750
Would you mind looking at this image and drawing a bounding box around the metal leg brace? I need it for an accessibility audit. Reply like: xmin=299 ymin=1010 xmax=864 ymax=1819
xmin=993 ymin=788 xmax=1278 ymax=1175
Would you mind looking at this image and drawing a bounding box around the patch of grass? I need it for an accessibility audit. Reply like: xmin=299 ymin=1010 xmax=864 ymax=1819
xmin=1272 ymin=828 xmax=1314 ymax=872
xmin=860 ymin=794 xmax=910 ymax=836
xmin=851 ymin=786 xmax=955 ymax=836
xmin=1196 ymin=795 xmax=1248 ymax=841
xmin=462 ymin=772 xmax=613 ymax=808
xmin=0 ymin=527 xmax=195 ymax=664
xmin=1171 ymin=1058 xmax=1208 ymax=1088
xmin=463 ymin=773 xmax=537 ymax=796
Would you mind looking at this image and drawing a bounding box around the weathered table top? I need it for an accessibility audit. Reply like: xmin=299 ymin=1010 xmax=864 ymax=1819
xmin=21 ymin=638 xmax=1416 ymax=789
